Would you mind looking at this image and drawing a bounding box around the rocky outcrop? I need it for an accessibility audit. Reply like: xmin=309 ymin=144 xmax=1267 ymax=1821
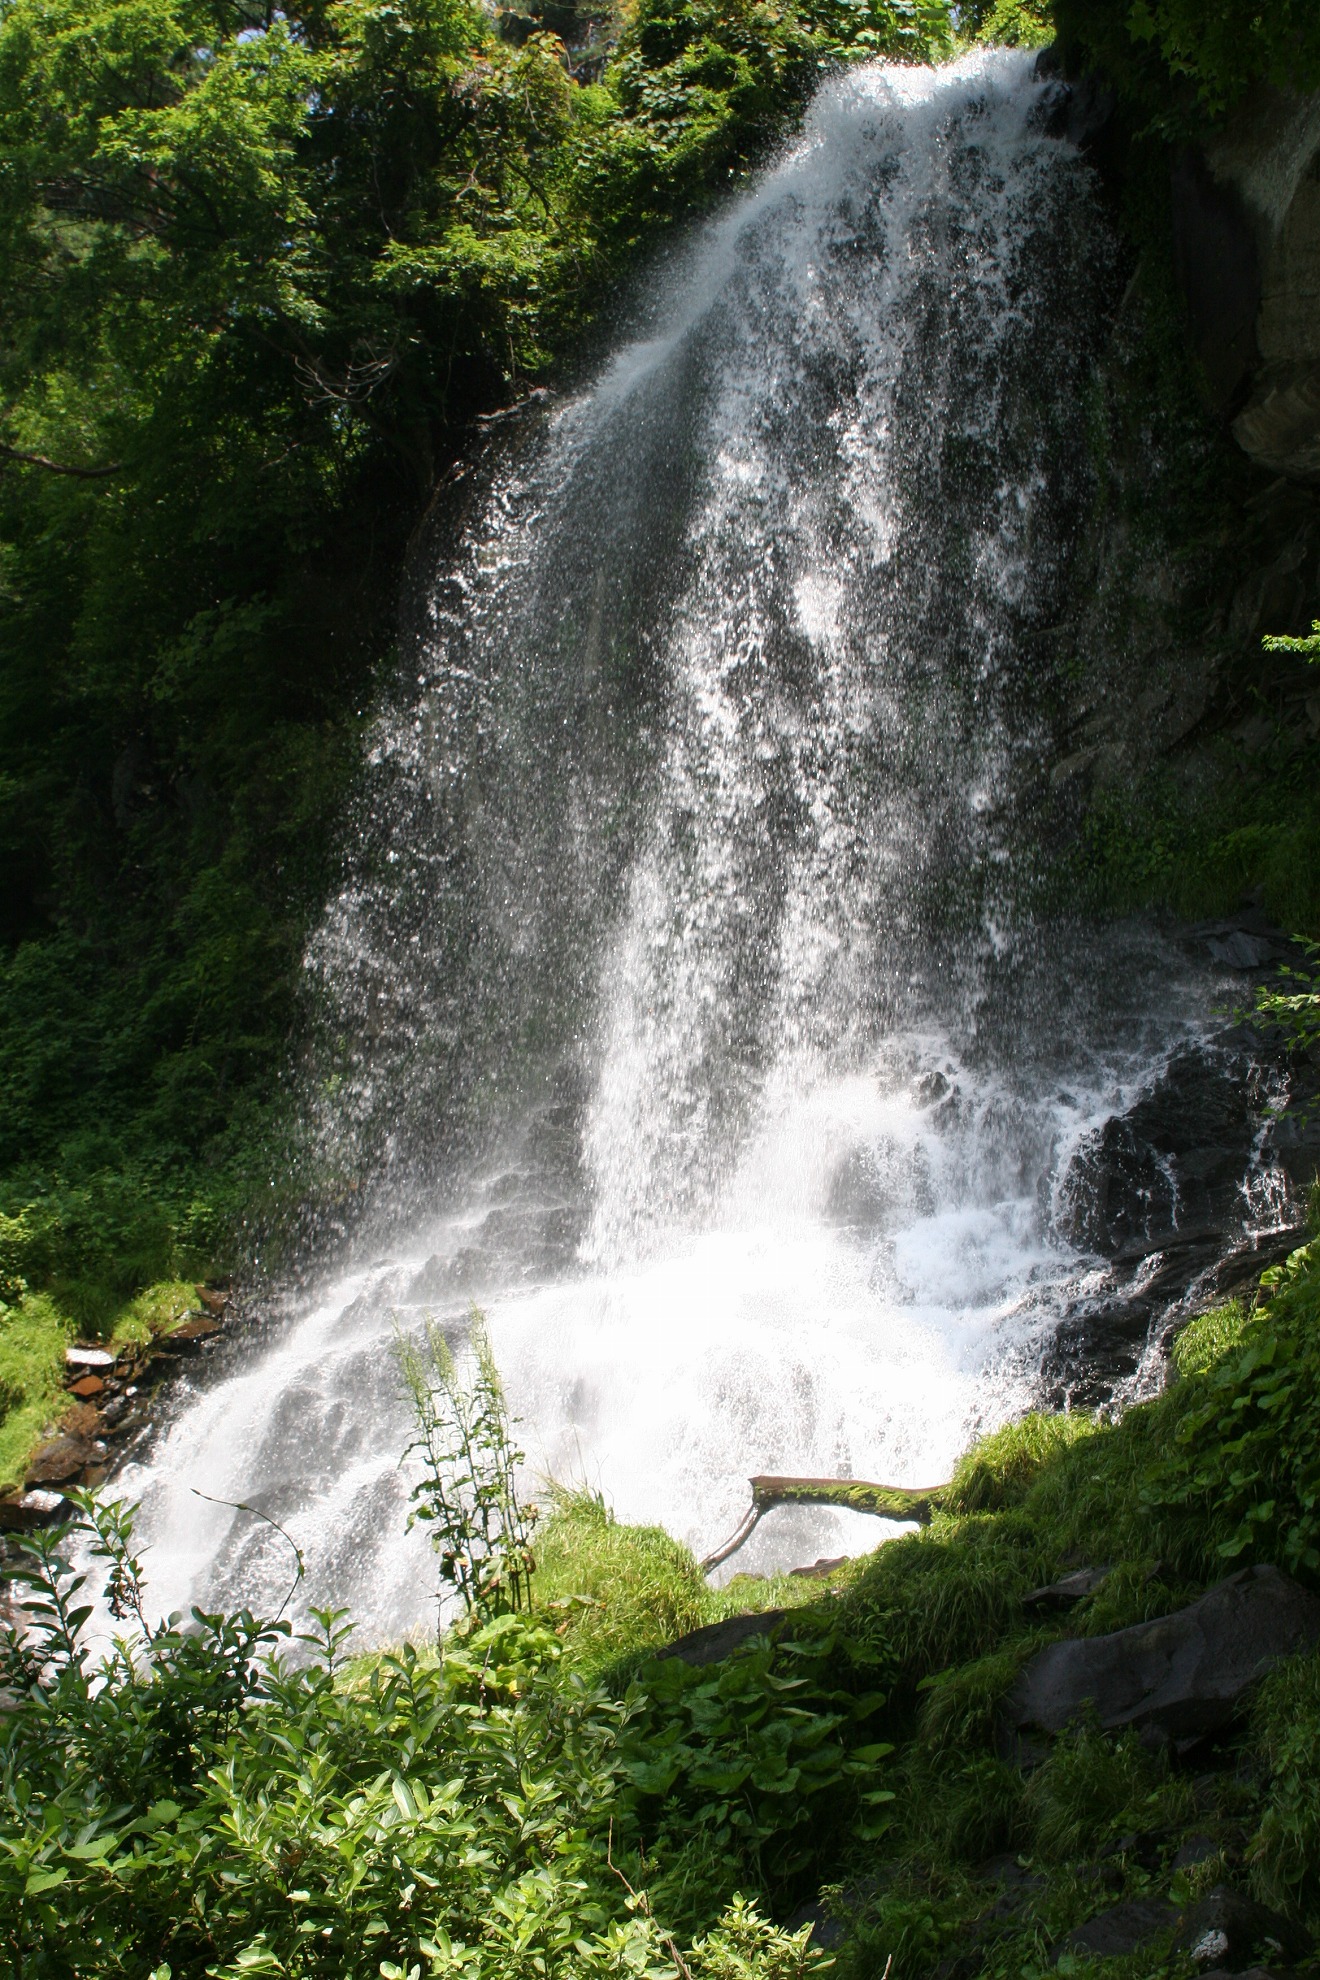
xmin=656 ymin=1610 xmax=790 ymax=1667
xmin=1200 ymin=88 xmax=1320 ymax=479
xmin=1059 ymin=1887 xmax=1310 ymax=1970
xmin=0 ymin=1284 xmax=240 ymax=1527
xmin=1003 ymin=1566 xmax=1320 ymax=1749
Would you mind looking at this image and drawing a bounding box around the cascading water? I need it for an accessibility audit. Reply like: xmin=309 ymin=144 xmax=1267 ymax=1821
xmin=107 ymin=50 xmax=1273 ymax=1638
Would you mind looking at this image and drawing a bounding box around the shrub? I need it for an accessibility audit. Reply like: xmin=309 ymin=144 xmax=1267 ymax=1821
xmin=1250 ymin=1648 xmax=1320 ymax=1929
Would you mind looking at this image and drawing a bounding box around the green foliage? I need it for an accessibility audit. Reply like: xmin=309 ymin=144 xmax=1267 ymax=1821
xmin=1144 ymin=1241 xmax=1320 ymax=1576
xmin=1254 ymin=941 xmax=1320 ymax=1061
xmin=1077 ymin=761 xmax=1320 ymax=946
xmin=964 ymin=0 xmax=1053 ymax=49
xmin=619 ymin=1627 xmax=892 ymax=1906
xmin=0 ymin=1292 xmax=72 ymax=1492
xmin=1263 ymin=618 xmax=1320 ymax=662
xmin=0 ymin=1490 xmax=844 ymax=1976
xmin=1053 ymin=0 xmax=1320 ymax=122
xmin=399 ymin=1310 xmax=538 ymax=1624
xmin=1250 ymin=1649 xmax=1320 ymax=1929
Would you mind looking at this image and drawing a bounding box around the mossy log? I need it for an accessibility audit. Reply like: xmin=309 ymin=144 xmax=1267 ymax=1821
xmin=701 ymin=1474 xmax=948 ymax=1574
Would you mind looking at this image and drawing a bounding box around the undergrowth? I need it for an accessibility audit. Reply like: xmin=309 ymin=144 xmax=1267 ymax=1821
xmin=7 ymin=1236 xmax=1320 ymax=1970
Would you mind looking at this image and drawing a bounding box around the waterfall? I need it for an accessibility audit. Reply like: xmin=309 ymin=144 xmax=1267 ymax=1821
xmin=107 ymin=50 xmax=1237 ymax=1638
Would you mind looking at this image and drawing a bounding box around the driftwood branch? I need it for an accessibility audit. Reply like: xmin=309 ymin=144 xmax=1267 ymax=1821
xmin=700 ymin=1473 xmax=948 ymax=1575
xmin=0 ymin=442 xmax=119 ymax=479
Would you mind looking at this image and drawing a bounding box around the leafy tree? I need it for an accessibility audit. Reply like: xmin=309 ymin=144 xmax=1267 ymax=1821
xmin=1052 ymin=0 xmax=1320 ymax=121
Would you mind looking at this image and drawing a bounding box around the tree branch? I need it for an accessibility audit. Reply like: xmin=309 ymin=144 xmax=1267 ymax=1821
xmin=0 ymin=443 xmax=120 ymax=480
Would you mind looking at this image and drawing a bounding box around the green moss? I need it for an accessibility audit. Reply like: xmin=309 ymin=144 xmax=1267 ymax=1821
xmin=841 ymin=1509 xmax=1050 ymax=1689
xmin=534 ymin=1489 xmax=711 ymax=1678
xmin=945 ymin=1410 xmax=1099 ymax=1516
xmin=107 ymin=1278 xmax=204 ymax=1351
xmin=916 ymin=1644 xmax=1038 ymax=1758
xmin=532 ymin=1489 xmax=812 ymax=1681
xmin=1025 ymin=1724 xmax=1188 ymax=1862
xmin=0 ymin=1290 xmax=72 ymax=1493
xmin=1170 ymin=1298 xmax=1249 ymax=1379
xmin=0 ymin=1276 xmax=210 ymax=1496
xmin=1250 ymin=1648 xmax=1320 ymax=1930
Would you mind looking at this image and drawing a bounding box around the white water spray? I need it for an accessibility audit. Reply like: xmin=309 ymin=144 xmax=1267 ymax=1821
xmin=108 ymin=52 xmax=1245 ymax=1635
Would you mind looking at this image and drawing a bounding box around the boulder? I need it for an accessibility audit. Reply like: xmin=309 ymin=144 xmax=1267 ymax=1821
xmin=158 ymin=1313 xmax=221 ymax=1352
xmin=0 ymin=1488 xmax=70 ymax=1531
xmin=64 ymin=1345 xmax=114 ymax=1373
xmin=1063 ymin=1897 xmax=1179 ymax=1960
xmin=26 ymin=1435 xmax=98 ymax=1488
xmin=1170 ymin=146 xmax=1261 ymax=418
xmin=783 ymin=1900 xmax=847 ymax=1952
xmin=1004 ymin=1566 xmax=1320 ymax=1748
xmin=1022 ymin=1567 xmax=1109 ymax=1610
xmin=656 ymin=1610 xmax=790 ymax=1667
xmin=1175 ymin=1888 xmax=1311 ymax=1971
xmin=1056 ymin=1045 xmax=1258 ymax=1254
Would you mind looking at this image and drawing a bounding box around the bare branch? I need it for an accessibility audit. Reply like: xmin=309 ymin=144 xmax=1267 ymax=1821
xmin=0 ymin=442 xmax=120 ymax=480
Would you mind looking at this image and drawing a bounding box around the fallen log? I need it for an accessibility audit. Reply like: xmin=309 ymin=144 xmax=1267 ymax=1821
xmin=700 ymin=1473 xmax=948 ymax=1574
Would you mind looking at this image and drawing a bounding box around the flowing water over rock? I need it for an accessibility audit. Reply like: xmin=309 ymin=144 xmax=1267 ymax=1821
xmin=110 ymin=52 xmax=1302 ymax=1637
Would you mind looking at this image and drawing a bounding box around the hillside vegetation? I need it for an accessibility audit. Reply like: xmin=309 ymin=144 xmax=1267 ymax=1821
xmin=6 ymin=1233 xmax=1320 ymax=1974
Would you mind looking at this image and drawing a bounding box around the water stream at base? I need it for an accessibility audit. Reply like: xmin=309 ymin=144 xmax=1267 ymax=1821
xmin=107 ymin=52 xmax=1265 ymax=1639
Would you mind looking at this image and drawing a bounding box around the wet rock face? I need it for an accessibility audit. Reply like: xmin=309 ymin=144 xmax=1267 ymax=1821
xmin=1036 ymin=978 xmax=1320 ymax=1407
xmin=1063 ymin=1897 xmax=1180 ymax=1962
xmin=1056 ymin=1045 xmax=1258 ymax=1255
xmin=1203 ymin=88 xmax=1320 ymax=482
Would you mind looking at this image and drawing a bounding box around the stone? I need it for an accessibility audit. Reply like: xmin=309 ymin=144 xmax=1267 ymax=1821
xmin=1063 ymin=1897 xmax=1179 ymax=1960
xmin=67 ymin=1373 xmax=105 ymax=1399
xmin=1056 ymin=1045 xmax=1259 ymax=1256
xmin=1234 ymin=361 xmax=1320 ymax=482
xmin=1174 ymin=1888 xmax=1310 ymax=1971
xmin=1205 ymin=930 xmax=1281 ymax=969
xmin=158 ymin=1313 xmax=221 ymax=1351
xmin=1004 ymin=1567 xmax=1320 ymax=1748
xmin=1201 ymin=83 xmax=1320 ymax=480
xmin=783 ymin=1901 xmax=847 ymax=1952
xmin=0 ymin=1488 xmax=70 ymax=1530
xmin=60 ymin=1402 xmax=101 ymax=1439
xmin=196 ymin=1285 xmax=229 ymax=1314
xmin=1197 ymin=1971 xmax=1291 ymax=1980
xmin=64 ymin=1345 xmax=114 ymax=1372
xmin=1022 ymin=1567 xmax=1109 ymax=1609
xmin=1170 ymin=146 xmax=1261 ymax=418
xmin=26 ymin=1435 xmax=97 ymax=1487
xmin=1172 ymin=1835 xmax=1220 ymax=1871
xmin=656 ymin=1610 xmax=790 ymax=1668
